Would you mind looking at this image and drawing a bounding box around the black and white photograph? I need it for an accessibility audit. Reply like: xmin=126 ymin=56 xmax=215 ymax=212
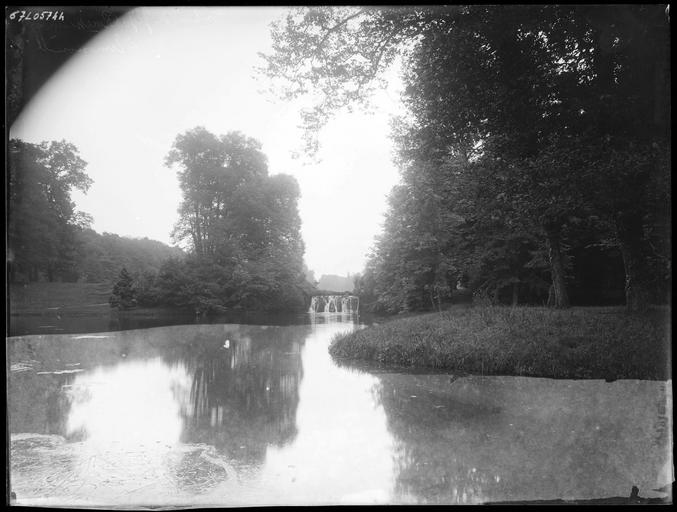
xmin=6 ymin=5 xmax=672 ymax=507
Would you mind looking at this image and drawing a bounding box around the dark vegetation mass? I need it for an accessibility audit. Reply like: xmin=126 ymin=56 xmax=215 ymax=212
xmin=145 ymin=127 xmax=314 ymax=313
xmin=77 ymin=229 xmax=183 ymax=283
xmin=262 ymin=5 xmax=671 ymax=315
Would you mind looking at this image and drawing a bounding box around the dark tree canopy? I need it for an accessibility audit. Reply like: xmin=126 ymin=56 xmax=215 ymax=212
xmin=158 ymin=127 xmax=312 ymax=313
xmin=264 ymin=5 xmax=670 ymax=312
xmin=8 ymin=138 xmax=92 ymax=282
xmin=109 ymin=267 xmax=137 ymax=310
xmin=166 ymin=128 xmax=269 ymax=257
xmin=75 ymin=229 xmax=184 ymax=284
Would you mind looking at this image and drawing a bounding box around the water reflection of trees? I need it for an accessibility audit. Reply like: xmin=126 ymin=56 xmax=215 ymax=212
xmin=375 ymin=374 xmax=672 ymax=504
xmin=166 ymin=325 xmax=310 ymax=467
xmin=9 ymin=372 xmax=71 ymax=436
xmin=374 ymin=374 xmax=503 ymax=504
xmin=7 ymin=336 xmax=76 ymax=437
xmin=9 ymin=324 xmax=312 ymax=500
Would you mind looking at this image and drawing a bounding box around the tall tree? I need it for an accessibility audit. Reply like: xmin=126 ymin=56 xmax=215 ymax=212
xmin=165 ymin=127 xmax=268 ymax=258
xmin=163 ymin=127 xmax=309 ymax=312
xmin=8 ymin=139 xmax=92 ymax=282
xmin=109 ymin=267 xmax=137 ymax=309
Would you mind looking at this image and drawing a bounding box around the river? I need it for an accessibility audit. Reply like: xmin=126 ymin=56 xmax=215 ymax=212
xmin=7 ymin=313 xmax=673 ymax=506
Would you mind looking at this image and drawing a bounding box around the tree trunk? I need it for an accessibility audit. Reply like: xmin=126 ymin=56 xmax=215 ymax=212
xmin=615 ymin=212 xmax=651 ymax=312
xmin=652 ymin=20 xmax=670 ymax=134
xmin=547 ymin=285 xmax=555 ymax=307
xmin=192 ymin=206 xmax=203 ymax=256
xmin=544 ymin=226 xmax=570 ymax=308
xmin=512 ymin=281 xmax=519 ymax=306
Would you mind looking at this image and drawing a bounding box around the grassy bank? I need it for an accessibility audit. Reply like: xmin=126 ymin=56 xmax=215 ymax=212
xmin=329 ymin=306 xmax=671 ymax=380
xmin=9 ymin=282 xmax=113 ymax=314
xmin=8 ymin=282 xmax=201 ymax=337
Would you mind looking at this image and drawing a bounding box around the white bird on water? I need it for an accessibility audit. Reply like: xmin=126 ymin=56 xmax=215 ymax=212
xmin=223 ymin=339 xmax=230 ymax=349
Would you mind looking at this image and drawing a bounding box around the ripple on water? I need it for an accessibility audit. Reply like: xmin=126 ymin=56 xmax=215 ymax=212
xmin=9 ymin=433 xmax=243 ymax=506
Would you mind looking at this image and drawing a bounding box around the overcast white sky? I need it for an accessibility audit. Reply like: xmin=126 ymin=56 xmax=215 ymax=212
xmin=10 ymin=7 xmax=403 ymax=278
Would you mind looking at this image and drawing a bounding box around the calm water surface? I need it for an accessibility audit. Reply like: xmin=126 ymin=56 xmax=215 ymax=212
xmin=7 ymin=314 xmax=673 ymax=506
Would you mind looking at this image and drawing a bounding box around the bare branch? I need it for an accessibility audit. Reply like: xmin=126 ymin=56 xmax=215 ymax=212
xmin=318 ymin=8 xmax=367 ymax=48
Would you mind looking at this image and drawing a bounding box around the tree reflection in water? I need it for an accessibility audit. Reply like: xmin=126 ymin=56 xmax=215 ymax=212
xmin=8 ymin=370 xmax=75 ymax=438
xmin=166 ymin=325 xmax=310 ymax=468
xmin=9 ymin=323 xmax=311 ymax=501
xmin=374 ymin=373 xmax=671 ymax=504
xmin=374 ymin=374 xmax=500 ymax=504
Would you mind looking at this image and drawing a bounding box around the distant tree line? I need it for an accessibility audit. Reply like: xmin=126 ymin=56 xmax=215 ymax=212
xmin=77 ymin=229 xmax=184 ymax=283
xmin=262 ymin=5 xmax=671 ymax=313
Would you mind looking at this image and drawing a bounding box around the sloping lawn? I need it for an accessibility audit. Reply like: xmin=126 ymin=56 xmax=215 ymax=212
xmin=9 ymin=282 xmax=112 ymax=314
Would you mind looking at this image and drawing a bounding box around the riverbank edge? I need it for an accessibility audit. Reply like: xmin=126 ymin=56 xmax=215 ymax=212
xmin=9 ymin=281 xmax=312 ymax=313
xmin=329 ymin=306 xmax=671 ymax=380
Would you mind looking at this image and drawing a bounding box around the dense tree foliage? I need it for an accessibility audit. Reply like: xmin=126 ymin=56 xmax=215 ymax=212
xmin=76 ymin=229 xmax=184 ymax=283
xmin=109 ymin=267 xmax=137 ymax=310
xmin=8 ymin=139 xmax=92 ymax=282
xmin=262 ymin=5 xmax=670 ymax=312
xmin=156 ymin=127 xmax=313 ymax=313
